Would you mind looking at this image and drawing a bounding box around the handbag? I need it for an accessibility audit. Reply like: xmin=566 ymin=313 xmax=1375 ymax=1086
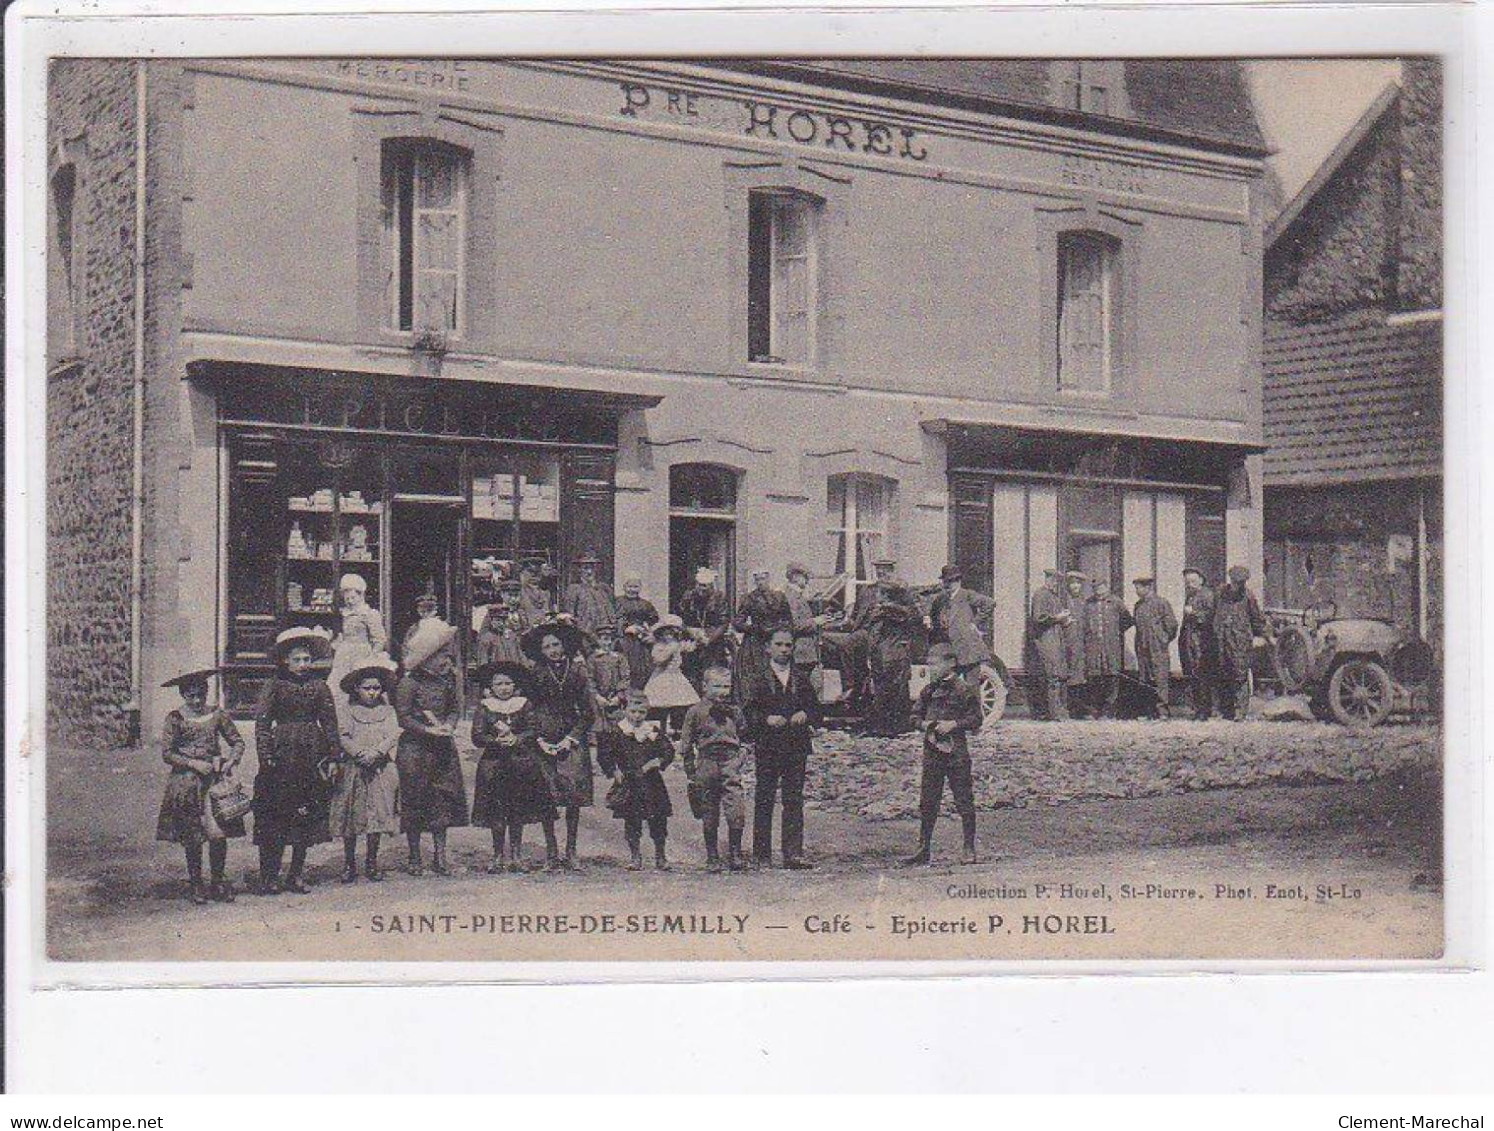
xmin=208 ymin=770 xmax=253 ymax=824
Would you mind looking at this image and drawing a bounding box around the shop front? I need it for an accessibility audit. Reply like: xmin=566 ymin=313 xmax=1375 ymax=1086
xmin=940 ymin=423 xmax=1251 ymax=676
xmin=203 ymin=362 xmax=657 ymax=713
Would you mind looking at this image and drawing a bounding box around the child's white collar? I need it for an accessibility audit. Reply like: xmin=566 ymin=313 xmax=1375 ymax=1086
xmin=483 ymin=694 xmax=528 ymax=712
xmin=618 ymin=717 xmax=660 ymax=741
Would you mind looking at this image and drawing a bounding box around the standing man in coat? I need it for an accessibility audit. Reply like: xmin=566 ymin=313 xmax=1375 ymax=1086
xmin=733 ymin=568 xmax=791 ymax=702
xmin=1027 ymin=568 xmax=1070 ymax=720
xmin=743 ymin=628 xmax=821 ymax=869
xmin=1083 ymin=578 xmax=1133 ymax=718
xmin=1061 ymin=571 xmax=1090 ymax=718
xmin=516 ymin=558 xmax=552 ymax=632
xmin=784 ymin=562 xmax=834 ymax=684
xmin=678 ymin=566 xmax=732 ymax=691
xmin=864 ymin=580 xmax=922 ymax=736
xmin=929 ymin=565 xmax=997 ymax=682
xmin=564 ymin=552 xmax=617 ymax=649
xmin=1179 ymin=567 xmax=1219 ymax=720
xmin=1212 ymin=565 xmax=1269 ymax=721
xmin=1131 ymin=577 xmax=1179 ymax=719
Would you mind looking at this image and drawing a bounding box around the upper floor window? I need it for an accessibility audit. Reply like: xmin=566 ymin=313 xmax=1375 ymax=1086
xmin=828 ymin=473 xmax=894 ymax=608
xmin=49 ymin=163 xmax=78 ymax=360
xmin=748 ymin=189 xmax=819 ymax=367
xmin=1057 ymin=231 xmax=1119 ymax=394
xmin=382 ymin=140 xmax=470 ymax=336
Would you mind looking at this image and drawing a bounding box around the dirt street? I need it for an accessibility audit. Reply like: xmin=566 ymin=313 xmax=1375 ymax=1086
xmin=44 ymin=722 xmax=1442 ymax=965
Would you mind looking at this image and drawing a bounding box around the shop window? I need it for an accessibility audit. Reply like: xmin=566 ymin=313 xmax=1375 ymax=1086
xmin=1057 ymin=232 xmax=1119 ymax=394
xmin=471 ymin=452 xmax=562 ymax=597
xmin=49 ymin=163 xmax=78 ymax=361
xmin=382 ymin=140 xmax=470 ymax=336
xmin=828 ymin=474 xmax=894 ymax=608
xmin=748 ymin=189 xmax=820 ymax=366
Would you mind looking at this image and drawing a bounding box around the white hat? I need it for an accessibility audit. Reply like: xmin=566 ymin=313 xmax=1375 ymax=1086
xmin=272 ymin=626 xmax=333 ymax=663
xmin=694 ymin=567 xmax=718 ymax=584
xmin=403 ymin=618 xmax=458 ymax=672
xmin=339 ymin=573 xmax=368 ymax=592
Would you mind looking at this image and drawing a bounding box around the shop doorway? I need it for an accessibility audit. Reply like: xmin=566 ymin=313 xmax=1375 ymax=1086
xmin=668 ymin=464 xmax=738 ymax=613
xmin=390 ymin=499 xmax=466 ymax=663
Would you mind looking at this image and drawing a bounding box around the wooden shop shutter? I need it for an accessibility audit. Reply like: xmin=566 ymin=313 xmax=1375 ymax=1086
xmin=561 ymin=450 xmax=616 ymax=586
xmin=950 ymin=474 xmax=994 ymax=595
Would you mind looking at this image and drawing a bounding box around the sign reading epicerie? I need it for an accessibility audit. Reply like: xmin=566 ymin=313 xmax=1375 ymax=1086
xmin=618 ymin=81 xmax=930 ymax=162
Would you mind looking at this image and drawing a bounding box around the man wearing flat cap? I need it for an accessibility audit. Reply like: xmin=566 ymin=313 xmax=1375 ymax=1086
xmin=1131 ymin=577 xmax=1179 ymax=719
xmin=1211 ymin=565 xmax=1269 ymax=721
xmin=1026 ymin=568 xmax=1070 ymax=720
xmin=564 ymin=552 xmax=616 ymax=647
xmin=1179 ymin=567 xmax=1219 ymax=720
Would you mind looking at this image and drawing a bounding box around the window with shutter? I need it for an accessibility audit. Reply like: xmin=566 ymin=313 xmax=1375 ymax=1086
xmin=1057 ymin=232 xmax=1118 ymax=394
xmin=827 ymin=475 xmax=894 ymax=606
xmin=748 ymin=190 xmax=819 ymax=366
xmin=383 ymin=140 xmax=469 ymax=336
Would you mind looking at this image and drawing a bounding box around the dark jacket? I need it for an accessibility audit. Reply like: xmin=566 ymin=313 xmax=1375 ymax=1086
xmin=1179 ymin=585 xmax=1219 ymax=675
xmin=930 ymin=587 xmax=997 ymax=667
xmin=743 ymin=662 xmax=821 ymax=758
xmin=733 ymin=587 xmax=792 ymax=645
xmin=678 ymin=586 xmax=733 ymax=668
xmin=1061 ymin=592 xmax=1088 ymax=686
xmin=1211 ymin=584 xmax=1267 ymax=677
xmin=1084 ymin=593 xmax=1134 ymax=677
xmin=912 ymin=674 xmax=984 ymax=758
xmin=1132 ymin=593 xmax=1179 ymax=680
xmin=1028 ymin=584 xmax=1068 ymax=679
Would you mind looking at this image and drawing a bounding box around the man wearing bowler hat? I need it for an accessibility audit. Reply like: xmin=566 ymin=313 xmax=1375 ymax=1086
xmin=929 ymin=564 xmax=997 ymax=683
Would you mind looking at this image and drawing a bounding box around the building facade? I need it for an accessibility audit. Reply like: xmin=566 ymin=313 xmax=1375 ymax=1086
xmin=47 ymin=57 xmax=1267 ymax=742
xmin=1262 ymin=60 xmax=1442 ymax=650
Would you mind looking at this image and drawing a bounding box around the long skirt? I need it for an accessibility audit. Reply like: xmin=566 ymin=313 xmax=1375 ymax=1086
xmin=396 ymin=733 xmax=468 ymax=834
xmin=472 ymin=745 xmax=557 ymax=828
xmin=157 ymin=769 xmax=246 ymax=845
xmin=252 ymin=721 xmax=332 ymax=847
xmin=327 ymin=760 xmax=400 ymax=837
xmin=539 ymin=742 xmax=595 ymax=808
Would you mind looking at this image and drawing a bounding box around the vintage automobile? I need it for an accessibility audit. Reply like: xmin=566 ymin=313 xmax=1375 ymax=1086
xmin=806 ymin=573 xmax=1010 ymax=724
xmin=1266 ymin=603 xmax=1438 ymax=728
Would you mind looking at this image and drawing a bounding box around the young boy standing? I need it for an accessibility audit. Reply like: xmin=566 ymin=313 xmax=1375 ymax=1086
xmin=677 ymin=666 xmax=749 ymax=872
xmin=903 ymin=643 xmax=984 ymax=867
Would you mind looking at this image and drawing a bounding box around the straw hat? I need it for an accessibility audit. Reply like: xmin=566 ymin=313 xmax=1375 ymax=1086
xmin=339 ymin=656 xmax=399 ymax=696
xmin=520 ymin=620 xmax=585 ymax=664
xmin=272 ymin=626 xmax=333 ymax=664
xmin=474 ymin=660 xmax=533 ymax=694
xmin=161 ymin=666 xmax=219 ymax=690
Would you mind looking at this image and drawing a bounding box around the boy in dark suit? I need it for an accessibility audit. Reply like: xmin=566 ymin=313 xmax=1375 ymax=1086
xmin=903 ymin=643 xmax=985 ymax=866
xmin=743 ymin=627 xmax=821 ymax=869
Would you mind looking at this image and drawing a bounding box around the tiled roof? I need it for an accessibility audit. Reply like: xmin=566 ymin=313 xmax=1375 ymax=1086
xmin=702 ymin=59 xmax=1266 ymax=155
xmin=1263 ymin=309 xmax=1441 ymax=486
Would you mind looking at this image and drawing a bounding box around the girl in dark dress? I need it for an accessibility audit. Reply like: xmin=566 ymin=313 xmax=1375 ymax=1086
xmin=522 ymin=622 xmax=596 ymax=870
xmin=470 ymin=661 xmax=558 ymax=873
xmin=396 ymin=618 xmax=468 ymax=876
xmin=597 ymin=689 xmax=675 ymax=870
xmin=156 ymin=667 xmax=246 ymax=903
xmin=254 ymin=629 xmax=340 ymax=895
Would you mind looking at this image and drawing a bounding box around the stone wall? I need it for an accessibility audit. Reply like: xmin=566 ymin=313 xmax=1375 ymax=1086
xmin=46 ymin=61 xmax=141 ymax=746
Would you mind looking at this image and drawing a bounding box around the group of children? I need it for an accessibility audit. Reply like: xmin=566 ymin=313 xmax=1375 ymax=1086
xmin=156 ymin=612 xmax=989 ymax=903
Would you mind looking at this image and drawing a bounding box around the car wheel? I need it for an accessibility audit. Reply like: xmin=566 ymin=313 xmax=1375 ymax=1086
xmin=1327 ymin=658 xmax=1394 ymax=728
xmin=977 ymin=667 xmax=1007 ymax=723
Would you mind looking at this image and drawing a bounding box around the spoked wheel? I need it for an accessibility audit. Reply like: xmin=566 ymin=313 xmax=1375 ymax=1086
xmin=977 ymin=666 xmax=1008 ymax=723
xmin=1327 ymin=659 xmax=1394 ymax=728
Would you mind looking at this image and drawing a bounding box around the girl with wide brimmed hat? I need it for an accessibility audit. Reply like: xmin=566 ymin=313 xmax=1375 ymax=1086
xmin=470 ymin=660 xmax=559 ymax=873
xmin=643 ymin=614 xmax=700 ymax=736
xmin=155 ymin=666 xmax=246 ymax=904
xmin=253 ymin=628 xmax=340 ymax=895
xmin=395 ymin=617 xmax=468 ymax=876
xmin=522 ymin=621 xmax=596 ymax=870
xmin=330 ymin=658 xmax=401 ymax=883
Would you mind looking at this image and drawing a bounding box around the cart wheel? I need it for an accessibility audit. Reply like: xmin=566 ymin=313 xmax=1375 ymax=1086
xmin=1327 ymin=658 xmax=1394 ymax=728
xmin=977 ymin=666 xmax=1007 ymax=723
xmin=1273 ymin=625 xmax=1314 ymax=694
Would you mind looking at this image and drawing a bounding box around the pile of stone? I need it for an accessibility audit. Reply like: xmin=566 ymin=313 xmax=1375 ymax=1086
xmin=802 ymin=720 xmax=1441 ymax=822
